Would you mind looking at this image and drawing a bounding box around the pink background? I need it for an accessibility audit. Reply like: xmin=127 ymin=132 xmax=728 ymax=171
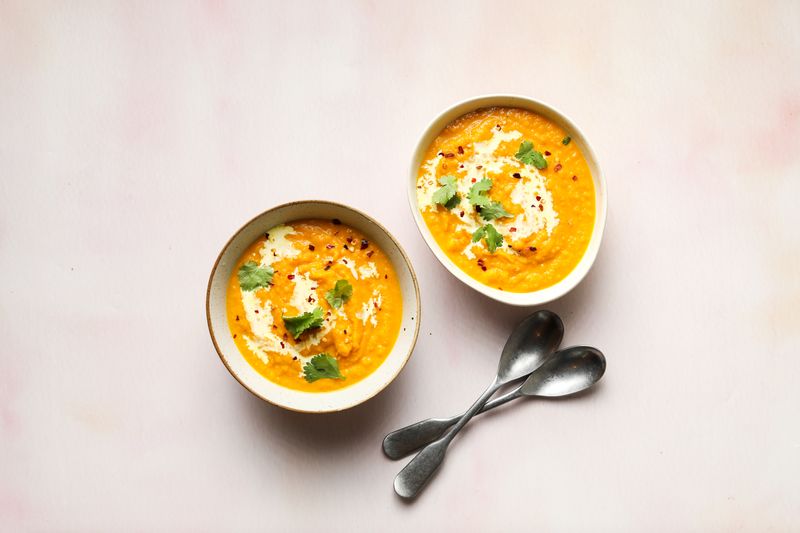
xmin=1 ymin=1 xmax=799 ymax=531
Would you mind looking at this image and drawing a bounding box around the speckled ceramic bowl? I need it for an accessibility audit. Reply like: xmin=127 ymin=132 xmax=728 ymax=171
xmin=206 ymin=201 xmax=420 ymax=413
xmin=408 ymin=94 xmax=607 ymax=306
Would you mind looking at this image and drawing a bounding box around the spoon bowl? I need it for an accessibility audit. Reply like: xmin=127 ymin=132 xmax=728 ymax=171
xmin=521 ymin=346 xmax=605 ymax=397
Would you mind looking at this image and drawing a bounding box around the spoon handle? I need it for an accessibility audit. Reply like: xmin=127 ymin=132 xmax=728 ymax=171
xmin=394 ymin=380 xmax=500 ymax=498
xmin=382 ymin=386 xmax=524 ymax=459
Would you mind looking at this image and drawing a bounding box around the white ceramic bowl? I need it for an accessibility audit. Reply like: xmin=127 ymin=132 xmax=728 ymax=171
xmin=408 ymin=94 xmax=607 ymax=306
xmin=206 ymin=201 xmax=421 ymax=413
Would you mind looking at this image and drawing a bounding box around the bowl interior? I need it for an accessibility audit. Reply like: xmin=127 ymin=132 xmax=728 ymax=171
xmin=207 ymin=201 xmax=420 ymax=412
xmin=408 ymin=95 xmax=607 ymax=306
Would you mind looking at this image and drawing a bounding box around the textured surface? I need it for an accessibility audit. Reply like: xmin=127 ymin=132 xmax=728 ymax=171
xmin=1 ymin=1 xmax=799 ymax=531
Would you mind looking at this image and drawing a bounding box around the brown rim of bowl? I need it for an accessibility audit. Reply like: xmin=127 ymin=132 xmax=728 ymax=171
xmin=205 ymin=199 xmax=422 ymax=413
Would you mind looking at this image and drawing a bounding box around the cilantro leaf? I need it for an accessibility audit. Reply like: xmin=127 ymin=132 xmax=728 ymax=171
xmin=515 ymin=140 xmax=547 ymax=170
xmin=468 ymin=178 xmax=493 ymax=207
xmin=302 ymin=353 xmax=345 ymax=383
xmin=325 ymin=279 xmax=353 ymax=309
xmin=479 ymin=201 xmax=512 ymax=221
xmin=432 ymin=175 xmax=460 ymax=209
xmin=482 ymin=224 xmax=503 ymax=252
xmin=562 ymin=136 xmax=571 ymax=145
xmin=282 ymin=307 xmax=324 ymax=339
xmin=238 ymin=261 xmax=274 ymax=291
xmin=472 ymin=224 xmax=503 ymax=253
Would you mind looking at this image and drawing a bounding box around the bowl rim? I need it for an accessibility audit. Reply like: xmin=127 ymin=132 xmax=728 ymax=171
xmin=205 ymin=199 xmax=422 ymax=413
xmin=407 ymin=93 xmax=607 ymax=306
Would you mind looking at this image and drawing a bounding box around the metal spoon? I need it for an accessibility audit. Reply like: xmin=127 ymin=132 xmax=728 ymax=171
xmin=383 ymin=346 xmax=606 ymax=459
xmin=393 ymin=310 xmax=564 ymax=498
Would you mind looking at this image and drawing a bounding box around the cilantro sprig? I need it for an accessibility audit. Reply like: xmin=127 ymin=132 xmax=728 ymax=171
xmin=472 ymin=224 xmax=503 ymax=253
xmin=562 ymin=136 xmax=571 ymax=145
xmin=282 ymin=307 xmax=324 ymax=339
xmin=515 ymin=140 xmax=547 ymax=170
xmin=238 ymin=261 xmax=274 ymax=291
xmin=302 ymin=353 xmax=345 ymax=383
xmin=432 ymin=175 xmax=460 ymax=209
xmin=468 ymin=178 xmax=511 ymax=221
xmin=325 ymin=280 xmax=353 ymax=309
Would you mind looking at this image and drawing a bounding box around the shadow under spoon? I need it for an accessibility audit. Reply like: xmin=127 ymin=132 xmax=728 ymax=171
xmin=392 ymin=310 xmax=564 ymax=499
xmin=383 ymin=345 xmax=606 ymax=460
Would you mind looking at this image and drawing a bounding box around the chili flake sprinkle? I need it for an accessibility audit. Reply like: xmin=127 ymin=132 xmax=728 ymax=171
xmin=360 ymin=239 xmax=369 ymax=250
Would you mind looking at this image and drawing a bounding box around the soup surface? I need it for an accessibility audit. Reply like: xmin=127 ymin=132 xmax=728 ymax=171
xmin=415 ymin=107 xmax=595 ymax=293
xmin=226 ymin=219 xmax=403 ymax=392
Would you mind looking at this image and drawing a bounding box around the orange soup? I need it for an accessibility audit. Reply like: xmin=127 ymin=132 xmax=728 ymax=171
xmin=226 ymin=219 xmax=403 ymax=392
xmin=415 ymin=107 xmax=595 ymax=292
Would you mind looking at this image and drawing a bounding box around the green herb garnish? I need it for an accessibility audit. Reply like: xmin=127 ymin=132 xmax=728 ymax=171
xmin=472 ymin=223 xmax=504 ymax=253
xmin=282 ymin=307 xmax=324 ymax=339
xmin=237 ymin=261 xmax=274 ymax=291
xmin=478 ymin=201 xmax=512 ymax=221
xmin=468 ymin=178 xmax=493 ymax=206
xmin=515 ymin=140 xmax=547 ymax=170
xmin=302 ymin=353 xmax=345 ymax=382
xmin=467 ymin=178 xmax=511 ymax=221
xmin=432 ymin=175 xmax=460 ymax=209
xmin=562 ymin=136 xmax=571 ymax=145
xmin=325 ymin=279 xmax=353 ymax=309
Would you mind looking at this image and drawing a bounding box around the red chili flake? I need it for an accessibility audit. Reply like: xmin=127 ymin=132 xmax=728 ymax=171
xmin=475 ymin=205 xmax=482 ymax=213
xmin=459 ymin=164 xmax=464 ymax=169
xmin=529 ymin=246 xmax=537 ymax=252
xmin=544 ymin=151 xmax=551 ymax=156
xmin=280 ymin=341 xmax=285 ymax=349
xmin=307 ymin=296 xmax=314 ymax=303
xmin=457 ymin=146 xmax=464 ymax=154
xmin=332 ymin=218 xmax=342 ymax=225
xmin=287 ymin=274 xmax=295 ymax=280
xmin=512 ymin=173 xmax=521 ymax=179
xmin=283 ymin=333 xmax=288 ymax=340
xmin=554 ymin=163 xmax=562 ymax=172
xmin=572 ymin=175 xmax=578 ymax=181
xmin=326 ymin=244 xmax=335 ymax=249
xmin=344 ymin=329 xmax=347 ymax=334
xmin=471 ymin=178 xmax=477 ymax=183
xmin=343 ymin=244 xmax=349 ymax=251
xmin=324 ymin=264 xmax=331 ymax=271
xmin=346 ymin=237 xmax=353 ymax=243
xmin=495 ymin=124 xmax=501 ymax=130
xmin=366 ymin=250 xmax=374 ymax=258
xmin=342 ymin=258 xmax=348 ymax=264
xmin=480 ymin=265 xmax=487 ymax=272
xmin=235 ymin=315 xmax=239 ymax=321
xmin=292 ymin=356 xmax=297 ymax=361
xmin=536 ymin=195 xmax=541 ymax=201
xmin=384 ymin=274 xmax=388 ymax=279
xmin=264 ymin=233 xmax=270 ymax=240
xmin=254 ymin=310 xmax=259 ymax=314
xmin=308 ymin=244 xmax=315 ymax=251
xmin=510 ymin=227 xmax=517 ymax=232
xmin=272 ymin=324 xmax=277 ymax=329
xmin=374 ymin=301 xmax=379 ymax=308
xmin=539 ymin=205 xmax=544 ymax=211
xmin=438 ymin=151 xmax=444 ymax=156
xmin=360 ymin=239 xmax=368 ymax=250
xmin=233 ymin=334 xmax=237 ymax=339
xmin=459 ymin=210 xmax=465 ymax=217
xmin=476 ymin=165 xmax=482 ymax=169
xmin=446 ymin=152 xmax=457 ymax=158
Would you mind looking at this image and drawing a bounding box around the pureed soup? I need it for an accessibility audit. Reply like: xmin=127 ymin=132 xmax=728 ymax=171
xmin=415 ymin=107 xmax=595 ymax=293
xmin=226 ymin=219 xmax=403 ymax=392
